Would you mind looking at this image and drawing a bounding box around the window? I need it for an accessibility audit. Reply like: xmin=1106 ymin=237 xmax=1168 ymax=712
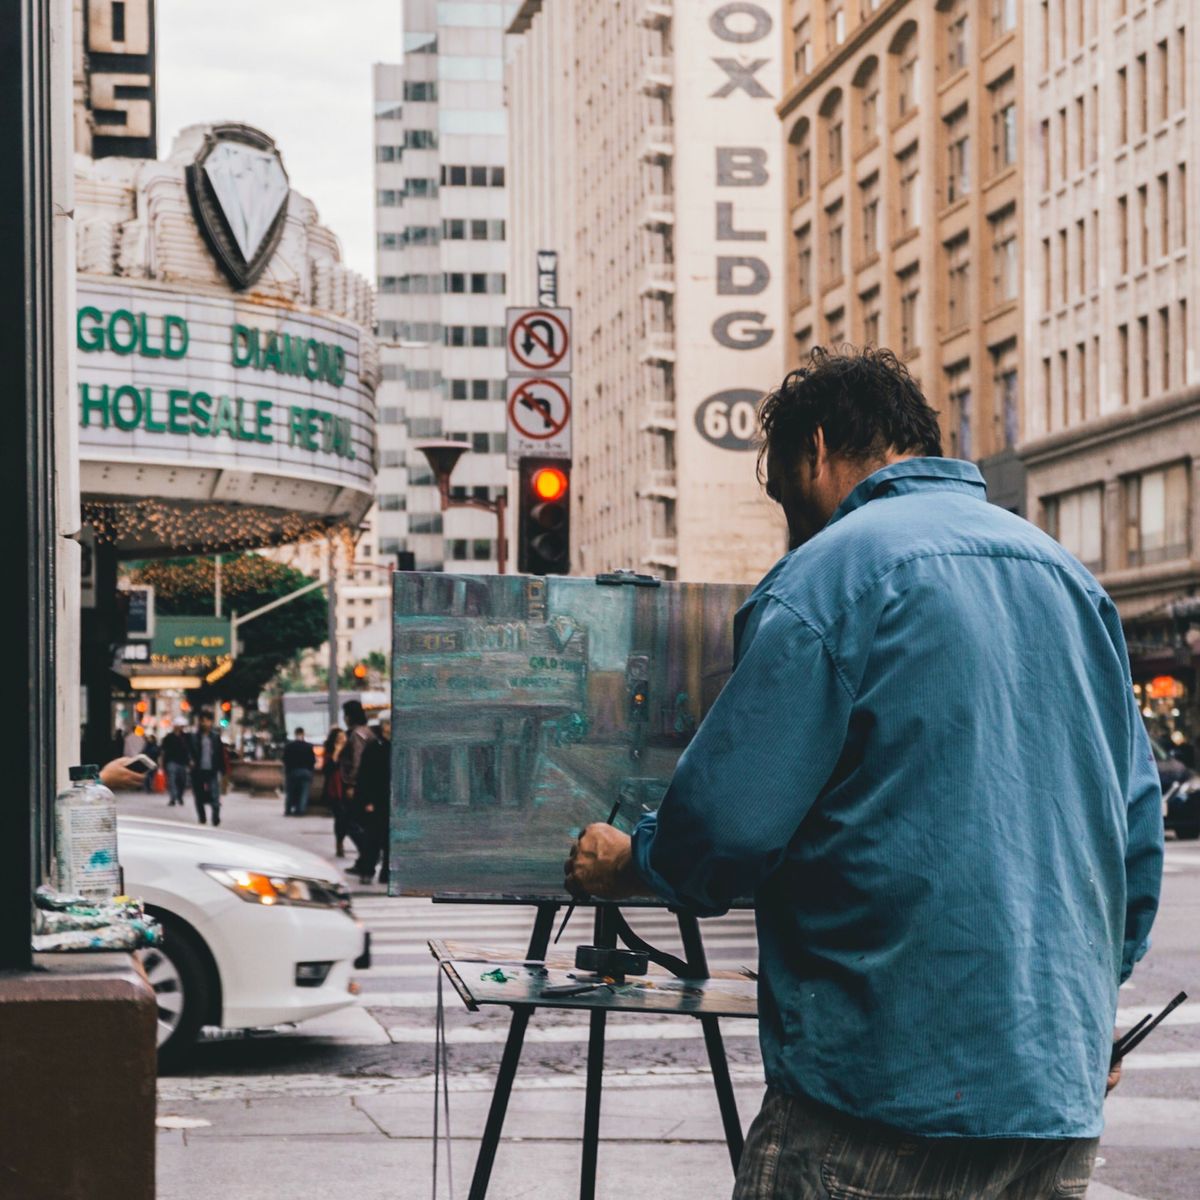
xmin=1039 ymin=119 xmax=1051 ymax=190
xmin=898 ymin=263 xmax=920 ymax=355
xmin=1059 ymin=349 xmax=1069 ymax=425
xmin=404 ymin=80 xmax=437 ymax=101
xmin=827 ymin=0 xmax=845 ymax=48
xmin=1041 ymin=356 xmax=1052 ymax=431
xmin=408 ymin=513 xmax=443 ymax=535
xmin=1124 ymin=463 xmax=1189 ymax=566
xmin=946 ymin=361 xmax=972 ymax=459
xmin=790 ymin=119 xmax=811 ymax=200
xmin=859 ymin=173 xmax=880 ymax=260
xmin=1135 ymin=52 xmax=1147 ymax=137
xmin=376 ymin=145 xmax=401 ymax=162
xmin=1160 ymin=306 xmax=1171 ymax=392
xmin=897 ymin=32 xmax=919 ymax=117
xmin=897 ymin=142 xmax=920 ymax=232
xmin=822 ymin=90 xmax=844 ymax=177
xmin=945 ymin=0 xmax=969 ymax=75
xmin=989 ymin=205 xmax=1018 ymax=304
xmin=1158 ymin=173 xmax=1170 ymax=259
xmin=1118 ymin=194 xmax=1129 ymax=274
xmin=992 ymin=340 xmax=1019 ymax=448
xmin=1041 ymin=237 xmax=1052 ymax=308
xmin=794 ymin=16 xmax=812 ymax=78
xmin=490 ymin=166 xmax=505 ymax=187
xmin=1057 ymin=107 xmax=1067 ymax=182
xmin=1089 ymin=85 xmax=1099 ymax=164
xmin=1058 ymin=228 xmax=1068 ymax=304
xmin=825 ymin=200 xmax=845 ymax=282
xmin=1118 ymin=323 xmax=1130 ymax=405
xmin=860 ymin=286 xmax=881 ymax=345
xmin=989 ymin=73 xmax=1017 ymax=174
xmin=1075 ymin=341 xmax=1087 ymax=422
xmin=1075 ymin=217 xmax=1086 ymax=295
xmin=1157 ymin=38 xmax=1169 ymax=124
xmin=859 ymin=73 xmax=880 ymax=148
xmin=405 ymin=129 xmax=437 ymax=149
xmin=1044 ymin=487 xmax=1104 ymax=572
xmin=1138 ymin=314 xmax=1150 ymax=399
xmin=377 ymin=189 xmax=400 ymax=206
xmin=1116 ymin=67 xmax=1128 ymax=145
xmin=1181 ymin=299 xmax=1189 ymax=386
xmin=1074 ymin=95 xmax=1085 ymax=173
xmin=1180 ymin=163 xmax=1188 ymax=248
xmin=945 ymin=233 xmax=970 ymax=329
xmin=945 ymin=107 xmax=970 ymax=203
xmin=825 ymin=306 xmax=845 ymax=345
xmin=1137 ymin=184 xmax=1148 ymax=267
xmin=990 ymin=0 xmax=1016 ymax=40
xmin=796 ymin=223 xmax=813 ymax=301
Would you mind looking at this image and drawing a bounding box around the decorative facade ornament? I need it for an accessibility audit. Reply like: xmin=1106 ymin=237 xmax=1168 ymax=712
xmin=185 ymin=124 xmax=290 ymax=290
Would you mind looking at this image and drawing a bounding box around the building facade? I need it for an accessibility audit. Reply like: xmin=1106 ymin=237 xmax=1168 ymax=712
xmin=373 ymin=0 xmax=511 ymax=573
xmin=777 ymin=0 xmax=1025 ymax=511
xmin=506 ymin=0 xmax=787 ymax=583
xmin=1020 ymin=0 xmax=1200 ymax=748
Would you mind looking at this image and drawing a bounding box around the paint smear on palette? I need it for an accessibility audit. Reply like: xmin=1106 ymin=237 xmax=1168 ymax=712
xmin=388 ymin=573 xmax=750 ymax=897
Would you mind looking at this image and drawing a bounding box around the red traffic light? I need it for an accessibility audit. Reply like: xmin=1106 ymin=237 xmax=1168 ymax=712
xmin=353 ymin=663 xmax=368 ymax=679
xmin=531 ymin=466 xmax=568 ymax=503
xmin=221 ymin=701 xmax=232 ymax=712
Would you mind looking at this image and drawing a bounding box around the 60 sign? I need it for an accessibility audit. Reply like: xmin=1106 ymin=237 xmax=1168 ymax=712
xmin=694 ymin=388 xmax=760 ymax=451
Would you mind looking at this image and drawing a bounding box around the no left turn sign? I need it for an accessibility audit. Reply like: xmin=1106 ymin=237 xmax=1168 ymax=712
xmin=506 ymin=376 xmax=571 ymax=467
xmin=506 ymin=306 xmax=572 ymax=375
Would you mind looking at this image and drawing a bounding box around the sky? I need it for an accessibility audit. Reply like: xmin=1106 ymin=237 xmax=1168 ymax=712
xmin=156 ymin=0 xmax=404 ymax=280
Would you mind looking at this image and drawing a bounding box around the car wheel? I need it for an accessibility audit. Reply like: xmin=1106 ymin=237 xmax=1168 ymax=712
xmin=1175 ymin=824 xmax=1200 ymax=841
xmin=137 ymin=916 xmax=213 ymax=1071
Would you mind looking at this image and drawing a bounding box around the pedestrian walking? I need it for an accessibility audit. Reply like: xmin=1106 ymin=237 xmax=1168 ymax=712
xmin=340 ymin=700 xmax=375 ymax=874
xmin=322 ymin=727 xmax=350 ymax=857
xmin=161 ymin=718 xmax=190 ymax=806
xmin=282 ymin=727 xmax=316 ymax=816
xmin=123 ymin=726 xmax=145 ymax=757
xmin=141 ymin=733 xmax=160 ymax=792
xmin=352 ymin=717 xmax=391 ymax=885
xmin=188 ymin=708 xmax=225 ymax=826
xmin=566 ymin=347 xmax=1164 ymax=1200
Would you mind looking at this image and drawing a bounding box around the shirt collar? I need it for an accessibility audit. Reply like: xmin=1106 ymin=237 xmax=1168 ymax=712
xmin=825 ymin=457 xmax=987 ymax=530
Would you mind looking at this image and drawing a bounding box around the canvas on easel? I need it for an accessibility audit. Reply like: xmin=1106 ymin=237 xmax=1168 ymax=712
xmin=387 ymin=572 xmax=752 ymax=897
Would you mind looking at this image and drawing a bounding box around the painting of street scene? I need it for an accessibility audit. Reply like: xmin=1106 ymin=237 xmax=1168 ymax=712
xmin=388 ymin=573 xmax=752 ymax=896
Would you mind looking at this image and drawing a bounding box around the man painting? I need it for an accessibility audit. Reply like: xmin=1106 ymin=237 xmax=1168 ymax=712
xmin=566 ymin=348 xmax=1163 ymax=1199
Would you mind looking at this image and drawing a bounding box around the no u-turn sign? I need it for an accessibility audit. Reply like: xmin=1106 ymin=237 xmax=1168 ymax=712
xmin=506 ymin=307 xmax=572 ymax=376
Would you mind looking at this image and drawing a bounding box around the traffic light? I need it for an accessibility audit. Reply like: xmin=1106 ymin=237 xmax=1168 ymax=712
xmin=219 ymin=700 xmax=232 ymax=728
xmin=353 ymin=663 xmax=368 ymax=680
xmin=519 ymin=460 xmax=570 ymax=575
xmin=628 ymin=679 xmax=649 ymax=722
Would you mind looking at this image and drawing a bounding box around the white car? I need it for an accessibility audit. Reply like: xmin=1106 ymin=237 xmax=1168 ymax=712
xmin=118 ymin=815 xmax=367 ymax=1069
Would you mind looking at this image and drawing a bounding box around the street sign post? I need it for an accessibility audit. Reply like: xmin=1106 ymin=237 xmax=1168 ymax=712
xmin=506 ymin=306 xmax=572 ymax=376
xmin=506 ymin=376 xmax=572 ymax=467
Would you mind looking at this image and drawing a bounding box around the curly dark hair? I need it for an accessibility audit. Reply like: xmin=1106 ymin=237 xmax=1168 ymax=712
xmin=757 ymin=345 xmax=942 ymax=484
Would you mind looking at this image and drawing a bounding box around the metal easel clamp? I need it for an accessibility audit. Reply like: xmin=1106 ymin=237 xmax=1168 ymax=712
xmin=595 ymin=569 xmax=661 ymax=587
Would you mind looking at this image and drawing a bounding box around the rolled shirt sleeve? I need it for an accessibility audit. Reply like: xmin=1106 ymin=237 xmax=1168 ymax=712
xmin=631 ymin=596 xmax=855 ymax=915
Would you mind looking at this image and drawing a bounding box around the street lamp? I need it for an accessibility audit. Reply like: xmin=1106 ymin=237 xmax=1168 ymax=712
xmin=413 ymin=439 xmax=509 ymax=574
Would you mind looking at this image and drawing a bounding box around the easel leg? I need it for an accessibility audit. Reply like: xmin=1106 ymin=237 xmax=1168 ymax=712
xmin=467 ymin=903 xmax=559 ymax=1200
xmin=677 ymin=911 xmax=745 ymax=1172
xmin=579 ymin=905 xmax=616 ymax=1200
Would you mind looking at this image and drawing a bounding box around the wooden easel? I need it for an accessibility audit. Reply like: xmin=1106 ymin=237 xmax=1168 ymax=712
xmin=432 ymin=895 xmax=749 ymax=1200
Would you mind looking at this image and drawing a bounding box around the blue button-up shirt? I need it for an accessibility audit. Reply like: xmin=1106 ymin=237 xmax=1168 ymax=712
xmin=633 ymin=458 xmax=1163 ymax=1138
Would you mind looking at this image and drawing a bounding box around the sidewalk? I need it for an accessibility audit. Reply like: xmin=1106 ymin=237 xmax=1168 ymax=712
xmin=153 ymin=1076 xmax=1146 ymax=1200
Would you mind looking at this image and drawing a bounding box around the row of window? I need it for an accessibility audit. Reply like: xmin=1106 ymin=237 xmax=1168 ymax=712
xmin=1042 ymin=302 xmax=1190 ymax=434
xmin=447 ymin=538 xmax=497 ymax=562
xmin=373 ymin=223 xmax=439 ymax=242
xmin=447 ymin=379 xmax=507 ymax=401
xmin=377 ymin=272 xmax=506 ymax=295
xmin=379 ymin=323 xmax=506 ymax=347
xmin=445 ymin=432 xmax=507 ymax=456
xmin=942 ymin=346 xmax=1020 ymax=460
xmin=375 ymin=180 xmax=438 ymax=209
xmin=795 ymin=170 xmax=1018 ymax=326
xmin=375 ymin=130 xmax=437 ymax=161
xmin=440 ymin=164 xmax=506 ymax=187
xmin=1044 ymin=462 xmax=1190 ymax=574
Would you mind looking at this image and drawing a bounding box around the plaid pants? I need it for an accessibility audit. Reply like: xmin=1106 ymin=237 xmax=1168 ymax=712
xmin=732 ymin=1089 xmax=1099 ymax=1200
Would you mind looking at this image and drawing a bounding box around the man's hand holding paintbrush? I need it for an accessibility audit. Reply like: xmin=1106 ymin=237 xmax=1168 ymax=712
xmin=559 ymin=805 xmax=649 ymax=942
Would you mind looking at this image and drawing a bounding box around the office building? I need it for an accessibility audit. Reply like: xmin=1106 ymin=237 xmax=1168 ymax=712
xmin=1020 ymin=1 xmax=1200 ymax=742
xmin=373 ymin=0 xmax=511 ymax=573
xmin=778 ymin=0 xmax=1025 ymax=511
xmin=506 ymin=0 xmax=787 ymax=582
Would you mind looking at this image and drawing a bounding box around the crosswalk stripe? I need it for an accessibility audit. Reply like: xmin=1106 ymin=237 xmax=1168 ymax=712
xmin=382 ymin=1018 xmax=757 ymax=1045
xmin=1116 ymin=1001 xmax=1200 ymax=1029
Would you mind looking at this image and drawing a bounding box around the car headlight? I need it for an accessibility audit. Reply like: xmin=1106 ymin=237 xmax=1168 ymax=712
xmin=201 ymin=865 xmax=352 ymax=910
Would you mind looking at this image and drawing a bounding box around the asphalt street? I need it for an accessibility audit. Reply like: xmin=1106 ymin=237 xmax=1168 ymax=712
xmin=123 ymin=788 xmax=1200 ymax=1200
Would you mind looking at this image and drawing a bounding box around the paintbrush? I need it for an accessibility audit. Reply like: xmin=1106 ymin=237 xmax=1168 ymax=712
xmin=555 ymin=799 xmax=622 ymax=944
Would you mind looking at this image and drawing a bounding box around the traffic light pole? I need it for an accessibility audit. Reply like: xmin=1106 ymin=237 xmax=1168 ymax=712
xmin=434 ymin=477 xmax=508 ymax=575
